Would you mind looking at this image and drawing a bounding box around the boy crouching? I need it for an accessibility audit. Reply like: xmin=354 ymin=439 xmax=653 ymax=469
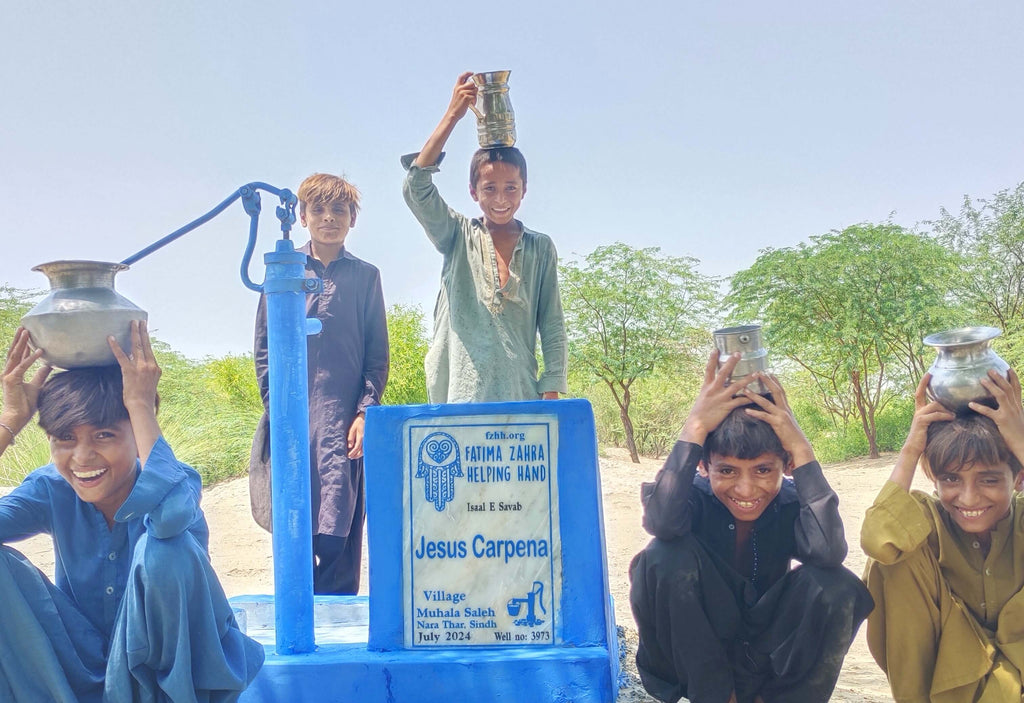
xmin=629 ymin=350 xmax=872 ymax=703
xmin=863 ymin=370 xmax=1024 ymax=702
xmin=0 ymin=321 xmax=263 ymax=702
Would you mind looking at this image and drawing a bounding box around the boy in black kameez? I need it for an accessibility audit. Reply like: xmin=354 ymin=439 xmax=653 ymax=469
xmin=629 ymin=351 xmax=872 ymax=703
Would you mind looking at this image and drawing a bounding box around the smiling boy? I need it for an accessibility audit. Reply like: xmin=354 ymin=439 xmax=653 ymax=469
xmin=862 ymin=370 xmax=1024 ymax=702
xmin=0 ymin=321 xmax=263 ymax=702
xmin=402 ymin=72 xmax=568 ymax=403
xmin=249 ymin=172 xmax=389 ymax=595
xmin=630 ymin=350 xmax=872 ymax=703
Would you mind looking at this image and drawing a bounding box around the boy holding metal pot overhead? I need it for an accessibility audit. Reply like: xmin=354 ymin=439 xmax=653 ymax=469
xmin=0 ymin=322 xmax=263 ymax=701
xmin=402 ymin=72 xmax=568 ymax=404
xmin=630 ymin=348 xmax=872 ymax=703
xmin=862 ymin=359 xmax=1024 ymax=702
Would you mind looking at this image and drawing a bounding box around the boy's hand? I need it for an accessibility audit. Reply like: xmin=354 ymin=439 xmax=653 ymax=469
xmin=1 ymin=327 xmax=52 ymax=434
xmin=414 ymin=72 xmax=479 ymax=170
xmin=903 ymin=374 xmax=956 ymax=457
xmin=972 ymin=368 xmax=1024 ymax=466
xmin=541 ymin=391 xmax=559 ymax=400
xmin=109 ymin=320 xmax=162 ymax=465
xmin=109 ymin=320 xmax=161 ymax=412
xmin=740 ymin=373 xmax=815 ymax=471
xmin=445 ymin=71 xmax=478 ymax=122
xmin=889 ymin=373 xmax=955 ymax=491
xmin=348 ymin=413 xmax=365 ymax=460
xmin=679 ymin=350 xmax=757 ymax=446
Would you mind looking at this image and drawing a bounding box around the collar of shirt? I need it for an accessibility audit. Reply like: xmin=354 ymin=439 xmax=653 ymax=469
xmin=941 ymin=499 xmax=1016 ymax=564
xmin=299 ymin=241 xmax=356 ymax=274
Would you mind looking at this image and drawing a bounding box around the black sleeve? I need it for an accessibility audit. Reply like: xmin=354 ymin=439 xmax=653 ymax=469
xmin=641 ymin=441 xmax=702 ymax=540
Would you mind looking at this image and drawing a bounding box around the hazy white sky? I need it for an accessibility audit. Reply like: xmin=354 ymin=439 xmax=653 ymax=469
xmin=2 ymin=1 xmax=1021 ymax=358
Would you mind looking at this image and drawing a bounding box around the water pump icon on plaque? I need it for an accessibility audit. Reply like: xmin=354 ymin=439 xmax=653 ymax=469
xmin=404 ymin=414 xmax=561 ymax=648
xmin=508 ymin=581 xmax=547 ymax=628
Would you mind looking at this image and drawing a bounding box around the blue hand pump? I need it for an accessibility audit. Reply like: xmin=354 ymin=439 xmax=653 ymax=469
xmin=122 ymin=183 xmax=319 ymax=654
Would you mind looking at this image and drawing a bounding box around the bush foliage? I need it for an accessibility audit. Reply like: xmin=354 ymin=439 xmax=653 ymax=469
xmin=2 ymin=180 xmax=1022 ymax=482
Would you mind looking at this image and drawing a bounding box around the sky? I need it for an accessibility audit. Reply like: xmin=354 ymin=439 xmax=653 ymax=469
xmin=2 ymin=1 xmax=1021 ymax=359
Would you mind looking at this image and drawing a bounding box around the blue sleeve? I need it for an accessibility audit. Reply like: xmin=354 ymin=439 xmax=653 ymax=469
xmin=113 ymin=437 xmax=202 ymax=540
xmin=0 ymin=471 xmax=53 ymax=543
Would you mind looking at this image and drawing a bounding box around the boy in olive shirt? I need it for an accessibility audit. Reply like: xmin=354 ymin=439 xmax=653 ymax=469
xmin=863 ymin=370 xmax=1024 ymax=702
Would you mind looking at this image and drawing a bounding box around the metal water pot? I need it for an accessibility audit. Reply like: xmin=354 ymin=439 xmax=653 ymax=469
xmin=713 ymin=324 xmax=769 ymax=394
xmin=469 ymin=70 xmax=517 ymax=148
xmin=21 ymin=260 xmax=147 ymax=369
xmin=923 ymin=326 xmax=1010 ymax=412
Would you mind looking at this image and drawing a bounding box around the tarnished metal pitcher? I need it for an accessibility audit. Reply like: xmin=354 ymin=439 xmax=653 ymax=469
xmin=469 ymin=70 xmax=517 ymax=148
xmin=21 ymin=260 xmax=148 ymax=369
xmin=924 ymin=326 xmax=1010 ymax=412
xmin=713 ymin=324 xmax=769 ymax=395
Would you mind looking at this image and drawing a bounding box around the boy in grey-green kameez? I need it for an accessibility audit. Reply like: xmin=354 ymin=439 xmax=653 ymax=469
xmin=402 ymin=72 xmax=567 ymax=404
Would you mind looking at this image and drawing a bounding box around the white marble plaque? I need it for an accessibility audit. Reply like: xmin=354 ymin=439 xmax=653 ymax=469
xmin=402 ymin=414 xmax=561 ymax=648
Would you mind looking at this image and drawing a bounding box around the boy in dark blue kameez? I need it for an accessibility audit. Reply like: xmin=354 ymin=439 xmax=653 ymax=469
xmin=0 ymin=321 xmax=263 ymax=702
xmin=249 ymin=173 xmax=389 ymax=595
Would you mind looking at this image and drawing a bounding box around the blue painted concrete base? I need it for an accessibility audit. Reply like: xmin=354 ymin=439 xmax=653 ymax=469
xmin=232 ymin=595 xmax=619 ymax=703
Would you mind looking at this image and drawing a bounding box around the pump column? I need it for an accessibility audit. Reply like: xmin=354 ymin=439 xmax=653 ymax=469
xmin=263 ymin=238 xmax=321 ymax=654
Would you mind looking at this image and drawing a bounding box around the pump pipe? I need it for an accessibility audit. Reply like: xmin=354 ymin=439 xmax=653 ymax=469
xmin=119 ymin=184 xmax=318 ymax=654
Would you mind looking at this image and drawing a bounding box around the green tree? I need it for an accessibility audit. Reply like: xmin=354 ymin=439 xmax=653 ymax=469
xmin=729 ymin=223 xmax=959 ymax=458
xmin=383 ymin=304 xmax=429 ymax=406
xmin=561 ymin=243 xmax=718 ymax=463
xmin=928 ymin=182 xmax=1024 ymax=366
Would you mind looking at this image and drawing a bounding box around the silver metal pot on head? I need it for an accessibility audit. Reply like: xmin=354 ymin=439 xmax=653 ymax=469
xmin=469 ymin=70 xmax=517 ymax=148
xmin=924 ymin=326 xmax=1010 ymax=412
xmin=712 ymin=324 xmax=769 ymax=395
xmin=21 ymin=260 xmax=147 ymax=369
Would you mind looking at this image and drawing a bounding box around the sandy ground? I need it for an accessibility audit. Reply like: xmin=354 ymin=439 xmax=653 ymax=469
xmin=3 ymin=450 xmax=935 ymax=702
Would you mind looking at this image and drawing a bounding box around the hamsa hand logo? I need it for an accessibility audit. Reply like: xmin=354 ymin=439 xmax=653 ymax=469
xmin=416 ymin=432 xmax=463 ymax=511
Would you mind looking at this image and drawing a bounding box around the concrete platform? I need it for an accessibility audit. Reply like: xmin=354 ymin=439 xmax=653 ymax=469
xmin=231 ymin=595 xmax=619 ymax=703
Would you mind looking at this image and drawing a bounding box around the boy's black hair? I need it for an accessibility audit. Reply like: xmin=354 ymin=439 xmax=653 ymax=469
xmin=469 ymin=147 xmax=528 ymax=189
xmin=37 ymin=366 xmax=157 ymax=438
xmin=924 ymin=413 xmax=1024 ymax=477
xmin=703 ymin=400 xmax=790 ymax=467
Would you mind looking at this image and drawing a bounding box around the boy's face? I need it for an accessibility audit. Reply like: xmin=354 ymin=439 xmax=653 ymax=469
xmin=699 ymin=452 xmax=786 ymax=524
xmin=301 ymin=197 xmax=355 ymax=250
xmin=933 ymin=461 xmax=1021 ymax=539
xmin=470 ymin=162 xmax=525 ymax=227
xmin=50 ymin=420 xmax=139 ymax=522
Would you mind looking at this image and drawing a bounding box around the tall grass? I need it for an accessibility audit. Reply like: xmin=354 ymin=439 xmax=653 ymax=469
xmin=0 ymin=349 xmax=262 ymax=488
xmin=0 ymin=424 xmax=51 ymax=486
xmin=154 ymin=349 xmax=262 ymax=486
xmin=0 ymin=303 xmax=428 ymax=487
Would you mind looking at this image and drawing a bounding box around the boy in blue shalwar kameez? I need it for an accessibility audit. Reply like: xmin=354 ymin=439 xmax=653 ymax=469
xmin=0 ymin=321 xmax=264 ymax=702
